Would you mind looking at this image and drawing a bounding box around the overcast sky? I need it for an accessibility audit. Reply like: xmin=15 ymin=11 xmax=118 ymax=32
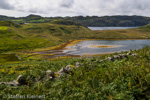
xmin=0 ymin=0 xmax=150 ymax=17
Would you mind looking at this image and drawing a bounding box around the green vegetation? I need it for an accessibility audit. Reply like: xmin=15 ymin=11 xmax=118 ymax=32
xmin=0 ymin=21 xmax=20 ymax=28
xmin=0 ymin=21 xmax=88 ymax=53
xmin=0 ymin=19 xmax=150 ymax=99
xmin=51 ymin=20 xmax=82 ymax=26
xmin=0 ymin=46 xmax=150 ymax=99
xmin=0 ymin=54 xmax=20 ymax=63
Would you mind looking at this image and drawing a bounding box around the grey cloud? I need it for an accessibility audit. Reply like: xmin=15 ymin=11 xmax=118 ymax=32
xmin=1 ymin=0 xmax=150 ymax=17
xmin=113 ymin=0 xmax=150 ymax=14
xmin=59 ymin=0 xmax=74 ymax=8
xmin=91 ymin=0 xmax=150 ymax=16
xmin=0 ymin=0 xmax=14 ymax=9
xmin=28 ymin=9 xmax=49 ymax=14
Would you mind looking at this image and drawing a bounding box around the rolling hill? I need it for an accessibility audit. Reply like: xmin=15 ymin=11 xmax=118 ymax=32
xmin=1 ymin=20 xmax=150 ymax=53
xmin=1 ymin=14 xmax=150 ymax=26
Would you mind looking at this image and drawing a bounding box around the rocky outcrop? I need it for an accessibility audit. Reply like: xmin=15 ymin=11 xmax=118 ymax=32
xmin=47 ymin=64 xmax=80 ymax=80
xmin=46 ymin=70 xmax=55 ymax=80
xmin=16 ymin=75 xmax=27 ymax=85
xmin=0 ymin=75 xmax=27 ymax=86
xmin=106 ymin=53 xmax=137 ymax=61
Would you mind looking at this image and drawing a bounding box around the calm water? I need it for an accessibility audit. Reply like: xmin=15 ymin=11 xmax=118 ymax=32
xmin=34 ymin=40 xmax=150 ymax=57
xmin=63 ymin=40 xmax=150 ymax=56
xmin=88 ymin=27 xmax=138 ymax=30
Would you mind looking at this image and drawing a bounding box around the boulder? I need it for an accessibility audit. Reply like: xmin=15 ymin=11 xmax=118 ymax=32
xmin=120 ymin=54 xmax=128 ymax=58
xmin=55 ymin=72 xmax=65 ymax=78
xmin=119 ymin=54 xmax=125 ymax=58
xmin=46 ymin=70 xmax=55 ymax=80
xmin=57 ymin=65 xmax=75 ymax=77
xmin=127 ymin=52 xmax=132 ymax=55
xmin=16 ymin=75 xmax=27 ymax=85
xmin=108 ymin=57 xmax=114 ymax=61
xmin=76 ymin=62 xmax=82 ymax=68
xmin=59 ymin=65 xmax=74 ymax=75
xmin=0 ymin=81 xmax=18 ymax=86
xmin=132 ymin=53 xmax=138 ymax=56
xmin=113 ymin=55 xmax=120 ymax=60
xmin=0 ymin=75 xmax=27 ymax=86
xmin=58 ymin=68 xmax=67 ymax=73
xmin=65 ymin=65 xmax=73 ymax=72
xmin=100 ymin=59 xmax=105 ymax=62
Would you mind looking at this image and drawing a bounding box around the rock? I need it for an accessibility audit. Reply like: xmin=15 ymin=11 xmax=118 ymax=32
xmin=100 ymin=59 xmax=105 ymax=62
xmin=113 ymin=55 xmax=120 ymax=60
xmin=62 ymin=65 xmax=75 ymax=75
xmin=119 ymin=54 xmax=125 ymax=57
xmin=120 ymin=54 xmax=128 ymax=58
xmin=55 ymin=72 xmax=65 ymax=78
xmin=16 ymin=75 xmax=27 ymax=85
xmin=76 ymin=62 xmax=82 ymax=68
xmin=10 ymin=81 xmax=19 ymax=86
xmin=108 ymin=57 xmax=114 ymax=61
xmin=118 ymin=54 xmax=123 ymax=59
xmin=0 ymin=81 xmax=18 ymax=86
xmin=57 ymin=66 xmax=75 ymax=77
xmin=132 ymin=53 xmax=138 ymax=56
xmin=58 ymin=68 xmax=67 ymax=73
xmin=57 ymin=66 xmax=74 ymax=77
xmin=0 ymin=75 xmax=26 ymax=86
xmin=127 ymin=52 xmax=132 ymax=55
xmin=46 ymin=70 xmax=54 ymax=76
xmin=65 ymin=65 xmax=73 ymax=72
xmin=124 ymin=55 xmax=128 ymax=58
xmin=46 ymin=70 xmax=55 ymax=79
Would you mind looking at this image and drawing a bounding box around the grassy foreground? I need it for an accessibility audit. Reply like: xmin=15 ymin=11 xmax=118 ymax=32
xmin=0 ymin=46 xmax=150 ymax=99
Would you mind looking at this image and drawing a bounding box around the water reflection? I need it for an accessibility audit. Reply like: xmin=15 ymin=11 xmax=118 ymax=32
xmin=32 ymin=40 xmax=150 ymax=58
xmin=88 ymin=27 xmax=138 ymax=30
xmin=63 ymin=40 xmax=150 ymax=55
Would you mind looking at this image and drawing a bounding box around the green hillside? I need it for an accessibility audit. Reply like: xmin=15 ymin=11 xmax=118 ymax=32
xmin=1 ymin=20 xmax=150 ymax=53
xmin=0 ymin=21 xmax=89 ymax=53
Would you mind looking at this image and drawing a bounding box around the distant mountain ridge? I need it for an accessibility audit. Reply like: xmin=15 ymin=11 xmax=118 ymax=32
xmin=0 ymin=14 xmax=150 ymax=26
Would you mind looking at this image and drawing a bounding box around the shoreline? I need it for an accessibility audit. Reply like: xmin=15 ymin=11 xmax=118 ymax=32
xmin=29 ymin=38 xmax=150 ymax=52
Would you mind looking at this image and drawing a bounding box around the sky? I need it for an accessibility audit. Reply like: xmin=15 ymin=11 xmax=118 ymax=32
xmin=0 ymin=0 xmax=150 ymax=17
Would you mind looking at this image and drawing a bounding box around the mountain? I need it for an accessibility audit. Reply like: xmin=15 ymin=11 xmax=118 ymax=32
xmin=1 ymin=15 xmax=150 ymax=26
xmin=67 ymin=15 xmax=150 ymax=26
xmin=0 ymin=15 xmax=15 ymax=21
